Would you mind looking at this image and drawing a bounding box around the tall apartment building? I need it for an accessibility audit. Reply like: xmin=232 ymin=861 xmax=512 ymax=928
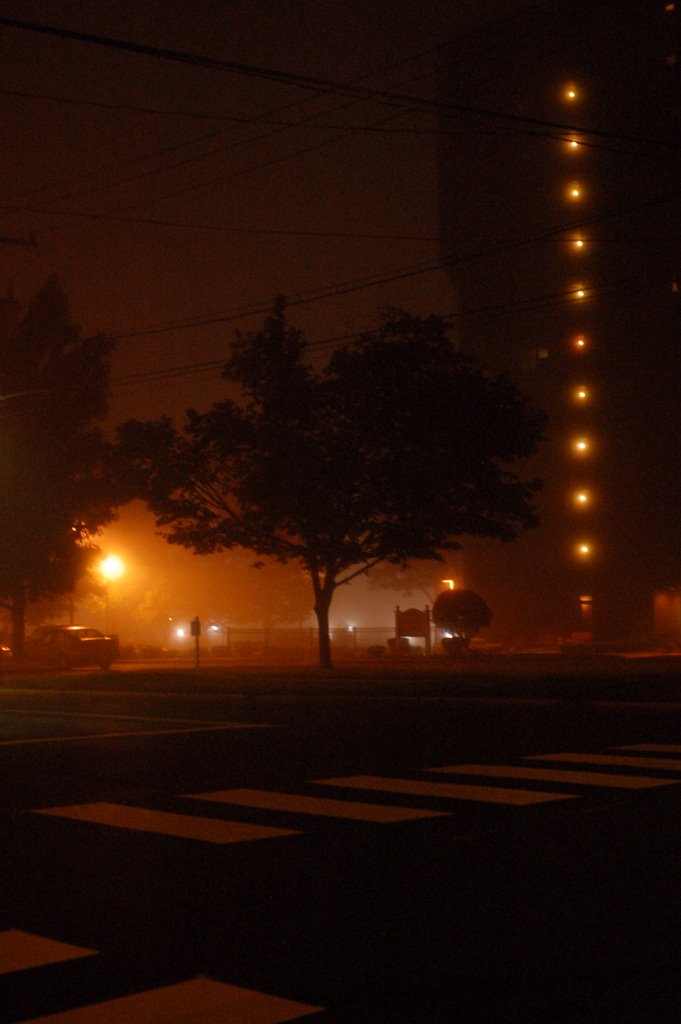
xmin=438 ymin=0 xmax=680 ymax=643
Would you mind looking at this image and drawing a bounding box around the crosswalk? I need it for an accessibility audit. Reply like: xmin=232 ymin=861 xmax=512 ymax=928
xmin=0 ymin=940 xmax=323 ymax=1022
xmin=5 ymin=740 xmax=681 ymax=1022
xmin=32 ymin=741 xmax=681 ymax=845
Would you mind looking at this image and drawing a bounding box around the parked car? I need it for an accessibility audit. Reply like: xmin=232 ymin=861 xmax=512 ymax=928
xmin=25 ymin=625 xmax=119 ymax=670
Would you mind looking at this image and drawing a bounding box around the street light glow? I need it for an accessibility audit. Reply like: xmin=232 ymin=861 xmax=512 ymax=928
xmin=100 ymin=554 xmax=125 ymax=581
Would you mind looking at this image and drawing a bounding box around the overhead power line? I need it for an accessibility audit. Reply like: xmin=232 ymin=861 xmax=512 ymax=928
xmin=109 ymin=272 xmax=664 ymax=394
xmin=110 ymin=188 xmax=681 ymax=340
xmin=1 ymin=15 xmax=678 ymax=154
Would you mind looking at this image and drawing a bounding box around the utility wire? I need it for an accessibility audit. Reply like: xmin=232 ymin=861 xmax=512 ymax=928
xmin=109 ymin=273 xmax=664 ymax=394
xmin=109 ymin=188 xmax=681 ymax=339
xmin=1 ymin=15 xmax=677 ymax=153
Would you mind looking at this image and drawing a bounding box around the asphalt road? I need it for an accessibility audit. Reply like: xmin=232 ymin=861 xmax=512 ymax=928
xmin=1 ymin=665 xmax=681 ymax=1022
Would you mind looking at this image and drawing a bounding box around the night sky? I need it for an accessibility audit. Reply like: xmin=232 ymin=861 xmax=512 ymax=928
xmin=0 ymin=1 xmax=530 ymax=637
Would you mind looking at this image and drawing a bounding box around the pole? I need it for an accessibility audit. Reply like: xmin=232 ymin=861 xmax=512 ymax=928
xmin=190 ymin=616 xmax=201 ymax=668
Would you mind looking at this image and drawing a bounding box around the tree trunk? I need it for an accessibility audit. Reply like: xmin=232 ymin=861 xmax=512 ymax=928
xmin=314 ymin=588 xmax=333 ymax=670
xmin=11 ymin=584 xmax=26 ymax=664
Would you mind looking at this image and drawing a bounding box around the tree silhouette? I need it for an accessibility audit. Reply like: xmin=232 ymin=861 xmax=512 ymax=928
xmin=0 ymin=279 xmax=118 ymax=660
xmin=118 ymin=301 xmax=545 ymax=668
xmin=432 ymin=589 xmax=493 ymax=651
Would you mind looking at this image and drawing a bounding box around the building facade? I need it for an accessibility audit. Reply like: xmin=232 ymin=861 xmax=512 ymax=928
xmin=438 ymin=0 xmax=680 ymax=643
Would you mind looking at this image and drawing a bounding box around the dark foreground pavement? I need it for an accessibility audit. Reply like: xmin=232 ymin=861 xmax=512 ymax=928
xmin=1 ymin=659 xmax=680 ymax=1022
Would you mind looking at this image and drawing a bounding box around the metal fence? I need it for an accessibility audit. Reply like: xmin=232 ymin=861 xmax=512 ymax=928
xmin=206 ymin=625 xmax=428 ymax=660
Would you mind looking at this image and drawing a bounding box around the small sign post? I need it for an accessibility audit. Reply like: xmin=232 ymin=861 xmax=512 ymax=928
xmin=190 ymin=616 xmax=201 ymax=668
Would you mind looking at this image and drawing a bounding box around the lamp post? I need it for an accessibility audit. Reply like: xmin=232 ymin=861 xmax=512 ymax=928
xmin=99 ymin=555 xmax=125 ymax=633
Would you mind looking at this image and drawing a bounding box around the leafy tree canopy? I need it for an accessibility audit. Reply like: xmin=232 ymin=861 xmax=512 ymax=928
xmin=0 ymin=278 xmax=118 ymax=658
xmin=117 ymin=301 xmax=545 ymax=667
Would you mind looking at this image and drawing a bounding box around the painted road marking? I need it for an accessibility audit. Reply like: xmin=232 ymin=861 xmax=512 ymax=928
xmin=526 ymin=753 xmax=681 ymax=771
xmin=426 ymin=764 xmax=679 ymax=789
xmin=0 ymin=723 xmax=270 ymax=748
xmin=0 ymin=707 xmax=271 ymax=727
xmin=0 ymin=930 xmax=96 ymax=975
xmin=34 ymin=803 xmax=301 ymax=845
xmin=188 ymin=788 xmax=450 ymax=822
xmin=19 ymin=975 xmax=322 ymax=1023
xmin=615 ymin=744 xmax=681 ymax=753
xmin=314 ymin=775 xmax=577 ymax=806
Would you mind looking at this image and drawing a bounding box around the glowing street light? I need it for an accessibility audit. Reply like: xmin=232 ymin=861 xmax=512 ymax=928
xmin=100 ymin=554 xmax=125 ymax=581
xmin=99 ymin=555 xmax=125 ymax=633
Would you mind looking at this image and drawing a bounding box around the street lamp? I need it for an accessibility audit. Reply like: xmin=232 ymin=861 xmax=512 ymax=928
xmin=99 ymin=555 xmax=125 ymax=632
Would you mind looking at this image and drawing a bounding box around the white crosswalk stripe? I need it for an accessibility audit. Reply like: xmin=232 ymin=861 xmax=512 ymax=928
xmin=0 ymin=930 xmax=96 ymax=975
xmin=188 ymin=787 xmax=450 ymax=822
xmin=313 ymin=774 xmax=578 ymax=805
xmin=425 ymin=764 xmax=679 ymax=789
xmin=615 ymin=744 xmax=681 ymax=753
xmin=34 ymin=802 xmax=302 ymax=844
xmin=18 ymin=976 xmax=323 ymax=1023
xmin=526 ymin=753 xmax=681 ymax=771
xmin=0 ymin=933 xmax=323 ymax=1021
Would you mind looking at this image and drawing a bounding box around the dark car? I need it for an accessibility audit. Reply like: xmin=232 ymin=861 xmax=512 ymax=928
xmin=25 ymin=625 xmax=119 ymax=670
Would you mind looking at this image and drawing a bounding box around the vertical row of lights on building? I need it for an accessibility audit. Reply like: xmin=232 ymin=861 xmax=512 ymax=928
xmin=562 ymin=81 xmax=594 ymax=625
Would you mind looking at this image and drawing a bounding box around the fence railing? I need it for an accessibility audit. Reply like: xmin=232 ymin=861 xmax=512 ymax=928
xmin=199 ymin=622 xmax=428 ymax=663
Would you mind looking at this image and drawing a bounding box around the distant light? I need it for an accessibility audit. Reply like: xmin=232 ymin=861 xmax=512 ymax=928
xmin=665 ymin=3 xmax=676 ymax=12
xmin=577 ymin=543 xmax=592 ymax=557
xmin=570 ymin=187 xmax=581 ymax=199
xmin=574 ymin=287 xmax=586 ymax=299
xmin=573 ymin=437 xmax=590 ymax=454
xmin=563 ymin=84 xmax=579 ymax=101
xmin=176 ymin=627 xmax=186 ymax=638
xmin=210 ymin=624 xmax=220 ymax=632
xmin=442 ymin=579 xmax=455 ymax=590
xmin=574 ymin=490 xmax=591 ymax=506
xmin=574 ymin=335 xmax=587 ymax=349
xmin=572 ymin=236 xmax=586 ymax=250
xmin=574 ymin=386 xmax=589 ymax=401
